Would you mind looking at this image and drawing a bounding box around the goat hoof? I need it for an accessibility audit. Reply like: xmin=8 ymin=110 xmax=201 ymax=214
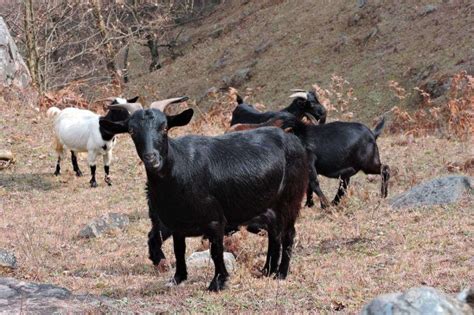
xmin=274 ymin=272 xmax=287 ymax=280
xmin=75 ymin=170 xmax=83 ymax=177
xmin=154 ymin=260 xmax=170 ymax=273
xmin=104 ymin=176 xmax=112 ymax=186
xmin=90 ymin=181 xmax=98 ymax=188
xmin=305 ymin=200 xmax=315 ymax=207
xmin=54 ymin=171 xmax=60 ymax=176
xmin=208 ymin=277 xmax=226 ymax=292
xmin=171 ymin=273 xmax=187 ymax=286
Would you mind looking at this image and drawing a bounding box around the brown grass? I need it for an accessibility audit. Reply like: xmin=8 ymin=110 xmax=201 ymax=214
xmin=0 ymin=98 xmax=472 ymax=313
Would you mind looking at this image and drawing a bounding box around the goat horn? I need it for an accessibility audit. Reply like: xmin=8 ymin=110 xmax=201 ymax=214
xmin=96 ymin=97 xmax=119 ymax=103
xmin=107 ymin=102 xmax=143 ymax=114
xmin=289 ymin=92 xmax=308 ymax=99
xmin=150 ymin=96 xmax=189 ymax=112
xmin=290 ymin=89 xmax=307 ymax=93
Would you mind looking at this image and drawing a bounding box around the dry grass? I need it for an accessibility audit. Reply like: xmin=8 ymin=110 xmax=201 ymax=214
xmin=0 ymin=98 xmax=472 ymax=313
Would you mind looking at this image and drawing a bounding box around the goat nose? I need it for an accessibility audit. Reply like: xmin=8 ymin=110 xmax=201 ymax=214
xmin=143 ymin=153 xmax=156 ymax=161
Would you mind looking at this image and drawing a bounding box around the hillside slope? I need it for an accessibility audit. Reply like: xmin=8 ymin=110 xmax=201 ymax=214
xmin=125 ymin=0 xmax=473 ymax=122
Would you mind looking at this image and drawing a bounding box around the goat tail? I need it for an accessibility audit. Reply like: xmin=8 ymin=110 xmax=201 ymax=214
xmin=47 ymin=106 xmax=62 ymax=118
xmin=235 ymin=94 xmax=244 ymax=104
xmin=373 ymin=116 xmax=386 ymax=140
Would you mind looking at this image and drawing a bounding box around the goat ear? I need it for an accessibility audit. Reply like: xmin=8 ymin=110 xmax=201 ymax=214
xmin=127 ymin=96 xmax=139 ymax=103
xmin=99 ymin=118 xmax=129 ymax=135
xmin=167 ymin=109 xmax=194 ymax=129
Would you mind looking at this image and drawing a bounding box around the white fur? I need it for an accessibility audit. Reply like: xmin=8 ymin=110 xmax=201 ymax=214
xmin=53 ymin=108 xmax=115 ymax=160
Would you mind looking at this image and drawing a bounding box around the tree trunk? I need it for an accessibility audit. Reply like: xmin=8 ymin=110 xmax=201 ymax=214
xmin=23 ymin=0 xmax=41 ymax=91
xmin=91 ymin=0 xmax=122 ymax=91
xmin=146 ymin=34 xmax=161 ymax=72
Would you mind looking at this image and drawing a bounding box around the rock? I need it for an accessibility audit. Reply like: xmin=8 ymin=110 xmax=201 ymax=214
xmin=419 ymin=5 xmax=438 ymax=16
xmin=78 ymin=213 xmax=129 ymax=238
xmin=254 ymin=39 xmax=272 ymax=54
xmin=0 ymin=150 xmax=13 ymax=161
xmin=0 ymin=277 xmax=118 ymax=313
xmin=361 ymin=286 xmax=473 ymax=315
xmin=186 ymin=250 xmax=237 ymax=272
xmin=0 ymin=18 xmax=31 ymax=90
xmin=0 ymin=249 xmax=16 ymax=269
xmin=357 ymin=0 xmax=367 ymax=8
xmin=390 ymin=176 xmax=473 ymax=209
xmin=222 ymin=67 xmax=253 ymax=88
xmin=457 ymin=287 xmax=474 ymax=309
xmin=209 ymin=27 xmax=224 ymax=39
xmin=0 ymin=17 xmax=37 ymax=105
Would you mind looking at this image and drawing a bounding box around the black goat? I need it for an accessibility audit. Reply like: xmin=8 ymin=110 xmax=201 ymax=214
xmin=100 ymin=100 xmax=308 ymax=291
xmin=230 ymin=90 xmax=327 ymax=126
xmin=229 ymin=115 xmax=390 ymax=208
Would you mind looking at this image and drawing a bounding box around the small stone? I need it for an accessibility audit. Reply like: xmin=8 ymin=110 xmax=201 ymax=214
xmin=186 ymin=250 xmax=237 ymax=272
xmin=0 ymin=150 xmax=13 ymax=161
xmin=419 ymin=4 xmax=438 ymax=16
xmin=0 ymin=249 xmax=16 ymax=269
xmin=357 ymin=0 xmax=367 ymax=8
xmin=390 ymin=176 xmax=473 ymax=209
xmin=222 ymin=67 xmax=253 ymax=88
xmin=78 ymin=213 xmax=129 ymax=238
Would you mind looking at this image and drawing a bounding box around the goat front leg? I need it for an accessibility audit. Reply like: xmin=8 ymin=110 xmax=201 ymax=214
xmin=103 ymin=150 xmax=112 ymax=186
xmin=54 ymin=147 xmax=65 ymax=176
xmin=88 ymin=151 xmax=98 ymax=187
xmin=71 ymin=151 xmax=83 ymax=177
xmin=170 ymin=234 xmax=187 ymax=285
xmin=148 ymin=216 xmax=172 ymax=271
xmin=207 ymin=222 xmax=228 ymax=291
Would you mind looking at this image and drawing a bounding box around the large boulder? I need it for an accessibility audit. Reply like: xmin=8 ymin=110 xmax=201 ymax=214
xmin=0 ymin=277 xmax=118 ymax=313
xmin=390 ymin=176 xmax=473 ymax=209
xmin=0 ymin=17 xmax=37 ymax=104
xmin=361 ymin=286 xmax=474 ymax=315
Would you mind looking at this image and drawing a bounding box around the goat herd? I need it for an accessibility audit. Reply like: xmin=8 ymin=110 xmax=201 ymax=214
xmin=46 ymin=90 xmax=390 ymax=292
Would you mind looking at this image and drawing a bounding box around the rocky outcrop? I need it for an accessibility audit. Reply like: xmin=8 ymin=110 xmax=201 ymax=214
xmin=0 ymin=277 xmax=118 ymax=314
xmin=361 ymin=286 xmax=474 ymax=315
xmin=0 ymin=17 xmax=36 ymax=105
xmin=390 ymin=176 xmax=473 ymax=209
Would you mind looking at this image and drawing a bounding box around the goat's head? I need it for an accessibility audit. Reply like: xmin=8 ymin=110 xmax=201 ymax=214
xmin=100 ymin=96 xmax=141 ymax=122
xmin=289 ymin=89 xmax=327 ymax=124
xmin=99 ymin=96 xmax=192 ymax=173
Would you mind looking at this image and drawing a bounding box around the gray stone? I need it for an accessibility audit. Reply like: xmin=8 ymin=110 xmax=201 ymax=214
xmin=0 ymin=249 xmax=16 ymax=269
xmin=78 ymin=213 xmax=129 ymax=238
xmin=419 ymin=5 xmax=438 ymax=16
xmin=0 ymin=17 xmax=31 ymax=89
xmin=390 ymin=176 xmax=473 ymax=209
xmin=0 ymin=277 xmax=119 ymax=314
xmin=222 ymin=67 xmax=253 ymax=88
xmin=357 ymin=0 xmax=367 ymax=8
xmin=254 ymin=39 xmax=272 ymax=54
xmin=361 ymin=286 xmax=473 ymax=315
xmin=186 ymin=250 xmax=237 ymax=272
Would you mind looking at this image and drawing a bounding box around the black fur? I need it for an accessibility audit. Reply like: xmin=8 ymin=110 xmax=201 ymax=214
xmin=271 ymin=116 xmax=390 ymax=208
xmin=230 ymin=91 xmax=327 ymax=126
xmin=100 ymin=108 xmax=308 ymax=291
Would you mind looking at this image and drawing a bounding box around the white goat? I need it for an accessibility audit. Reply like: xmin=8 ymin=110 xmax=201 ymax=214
xmin=47 ymin=96 xmax=139 ymax=187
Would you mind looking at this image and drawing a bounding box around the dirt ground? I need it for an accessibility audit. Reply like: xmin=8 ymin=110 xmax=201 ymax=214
xmin=0 ymin=99 xmax=472 ymax=313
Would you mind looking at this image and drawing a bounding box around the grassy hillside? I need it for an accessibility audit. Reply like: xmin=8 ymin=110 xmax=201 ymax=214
xmin=125 ymin=0 xmax=473 ymax=122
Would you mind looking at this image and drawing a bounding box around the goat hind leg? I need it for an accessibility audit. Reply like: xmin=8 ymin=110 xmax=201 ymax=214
xmin=276 ymin=224 xmax=296 ymax=279
xmin=71 ymin=151 xmax=83 ymax=177
xmin=332 ymin=176 xmax=351 ymax=205
xmin=381 ymin=164 xmax=390 ymax=198
xmin=103 ymin=150 xmax=112 ymax=186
